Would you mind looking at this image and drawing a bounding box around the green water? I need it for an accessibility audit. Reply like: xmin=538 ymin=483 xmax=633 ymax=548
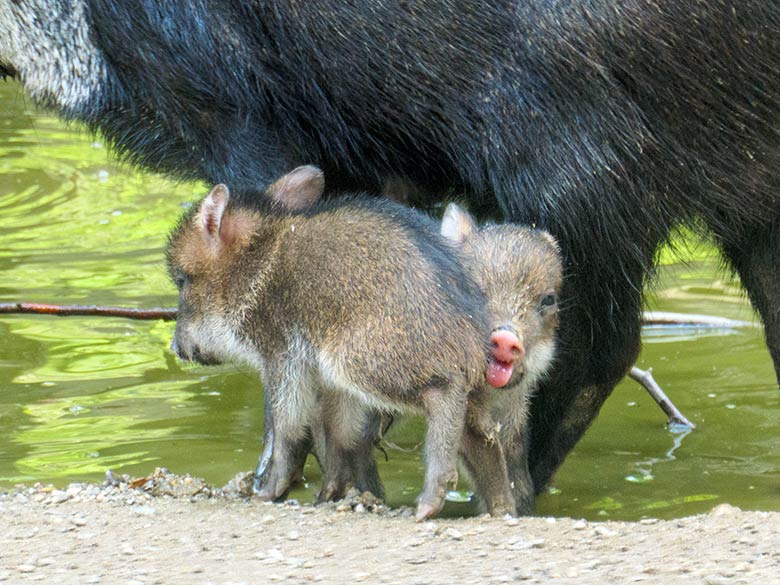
xmin=1 ymin=81 xmax=779 ymax=520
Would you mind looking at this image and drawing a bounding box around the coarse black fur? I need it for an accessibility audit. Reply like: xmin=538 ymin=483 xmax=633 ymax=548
xmin=3 ymin=1 xmax=780 ymax=499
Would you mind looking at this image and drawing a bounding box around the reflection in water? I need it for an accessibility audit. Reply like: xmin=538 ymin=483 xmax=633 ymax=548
xmin=625 ymin=424 xmax=694 ymax=485
xmin=1 ymin=80 xmax=780 ymax=520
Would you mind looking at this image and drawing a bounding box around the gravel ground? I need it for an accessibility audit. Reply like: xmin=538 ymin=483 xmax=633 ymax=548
xmin=1 ymin=469 xmax=778 ymax=584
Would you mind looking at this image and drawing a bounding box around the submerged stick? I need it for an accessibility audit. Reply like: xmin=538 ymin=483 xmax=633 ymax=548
xmin=0 ymin=302 xmax=177 ymax=321
xmin=642 ymin=311 xmax=755 ymax=328
xmin=629 ymin=366 xmax=696 ymax=429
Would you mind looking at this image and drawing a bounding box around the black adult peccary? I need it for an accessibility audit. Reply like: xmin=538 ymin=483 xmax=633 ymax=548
xmin=167 ymin=165 xmax=517 ymax=520
xmin=3 ymin=2 xmax=780 ymax=506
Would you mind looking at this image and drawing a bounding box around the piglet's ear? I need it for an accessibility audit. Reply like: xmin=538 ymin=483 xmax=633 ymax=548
xmin=200 ymin=184 xmax=230 ymax=246
xmin=440 ymin=202 xmax=476 ymax=243
xmin=266 ymin=165 xmax=325 ymax=211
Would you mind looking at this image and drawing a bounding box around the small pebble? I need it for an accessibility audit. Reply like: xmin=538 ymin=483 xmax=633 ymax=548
xmin=712 ymin=504 xmax=741 ymax=516
xmin=131 ymin=505 xmax=156 ymax=516
xmin=444 ymin=527 xmax=463 ymax=541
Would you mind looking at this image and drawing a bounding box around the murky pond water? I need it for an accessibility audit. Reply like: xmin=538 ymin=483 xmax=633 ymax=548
xmin=2 ymin=81 xmax=779 ymax=520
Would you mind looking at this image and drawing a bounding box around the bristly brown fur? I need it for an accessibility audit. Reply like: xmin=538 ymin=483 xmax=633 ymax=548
xmin=168 ymin=180 xmax=494 ymax=520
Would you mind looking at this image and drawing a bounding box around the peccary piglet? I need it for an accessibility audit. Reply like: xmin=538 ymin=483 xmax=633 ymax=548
xmin=167 ymin=165 xmax=490 ymax=521
xmin=264 ymin=175 xmax=562 ymax=516
xmin=309 ymin=202 xmax=564 ymax=516
xmin=441 ymin=203 xmax=563 ymax=514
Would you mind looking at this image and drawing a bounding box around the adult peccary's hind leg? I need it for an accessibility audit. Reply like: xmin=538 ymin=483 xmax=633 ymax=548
xmin=720 ymin=221 xmax=780 ymax=381
xmin=348 ymin=410 xmax=385 ymax=498
xmin=528 ymin=270 xmax=644 ymax=493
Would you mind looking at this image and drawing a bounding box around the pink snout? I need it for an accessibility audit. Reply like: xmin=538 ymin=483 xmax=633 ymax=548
xmin=490 ymin=328 xmax=525 ymax=364
xmin=486 ymin=328 xmax=525 ymax=389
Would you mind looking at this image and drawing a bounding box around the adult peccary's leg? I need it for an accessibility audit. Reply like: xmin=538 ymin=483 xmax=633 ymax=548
xmin=347 ymin=410 xmax=385 ymax=498
xmin=526 ymin=244 xmax=648 ymax=493
xmin=254 ymin=396 xmax=312 ymax=495
xmin=720 ymin=221 xmax=780 ymax=381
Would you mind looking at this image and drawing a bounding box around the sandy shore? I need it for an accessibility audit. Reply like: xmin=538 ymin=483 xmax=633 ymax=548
xmin=1 ymin=470 xmax=777 ymax=584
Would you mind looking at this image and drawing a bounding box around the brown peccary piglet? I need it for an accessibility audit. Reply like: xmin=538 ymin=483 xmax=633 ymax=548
xmin=312 ymin=202 xmax=564 ymax=516
xmin=440 ymin=203 xmax=563 ymax=514
xmin=264 ymin=173 xmax=563 ymax=516
xmin=167 ymin=165 xmax=492 ymax=521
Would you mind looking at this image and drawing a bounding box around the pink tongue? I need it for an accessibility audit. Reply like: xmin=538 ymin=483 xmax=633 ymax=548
xmin=486 ymin=359 xmax=513 ymax=388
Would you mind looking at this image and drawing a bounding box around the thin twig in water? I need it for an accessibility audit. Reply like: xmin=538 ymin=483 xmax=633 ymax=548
xmin=629 ymin=366 xmax=696 ymax=429
xmin=0 ymin=303 xmax=177 ymax=320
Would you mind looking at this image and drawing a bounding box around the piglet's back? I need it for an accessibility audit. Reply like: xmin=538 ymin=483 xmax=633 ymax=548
xmin=247 ymin=197 xmax=490 ymax=398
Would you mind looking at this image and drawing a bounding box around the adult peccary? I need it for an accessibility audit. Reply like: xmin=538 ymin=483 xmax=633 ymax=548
xmin=167 ymin=165 xmax=532 ymax=520
xmin=3 ymin=2 xmax=780 ymax=507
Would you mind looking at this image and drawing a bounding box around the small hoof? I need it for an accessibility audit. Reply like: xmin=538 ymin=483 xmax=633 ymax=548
xmin=316 ymin=481 xmax=347 ymax=503
xmin=414 ymin=500 xmax=443 ymax=522
xmin=252 ymin=490 xmax=277 ymax=503
xmin=488 ymin=502 xmax=517 ymax=517
xmin=252 ymin=477 xmax=290 ymax=502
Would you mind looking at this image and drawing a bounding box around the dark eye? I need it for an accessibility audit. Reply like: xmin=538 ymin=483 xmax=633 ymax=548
xmin=173 ymin=271 xmax=190 ymax=290
xmin=539 ymin=293 xmax=558 ymax=313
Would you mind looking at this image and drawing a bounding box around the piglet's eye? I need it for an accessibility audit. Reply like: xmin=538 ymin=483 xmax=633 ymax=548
xmin=539 ymin=293 xmax=558 ymax=312
xmin=174 ymin=272 xmax=190 ymax=290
